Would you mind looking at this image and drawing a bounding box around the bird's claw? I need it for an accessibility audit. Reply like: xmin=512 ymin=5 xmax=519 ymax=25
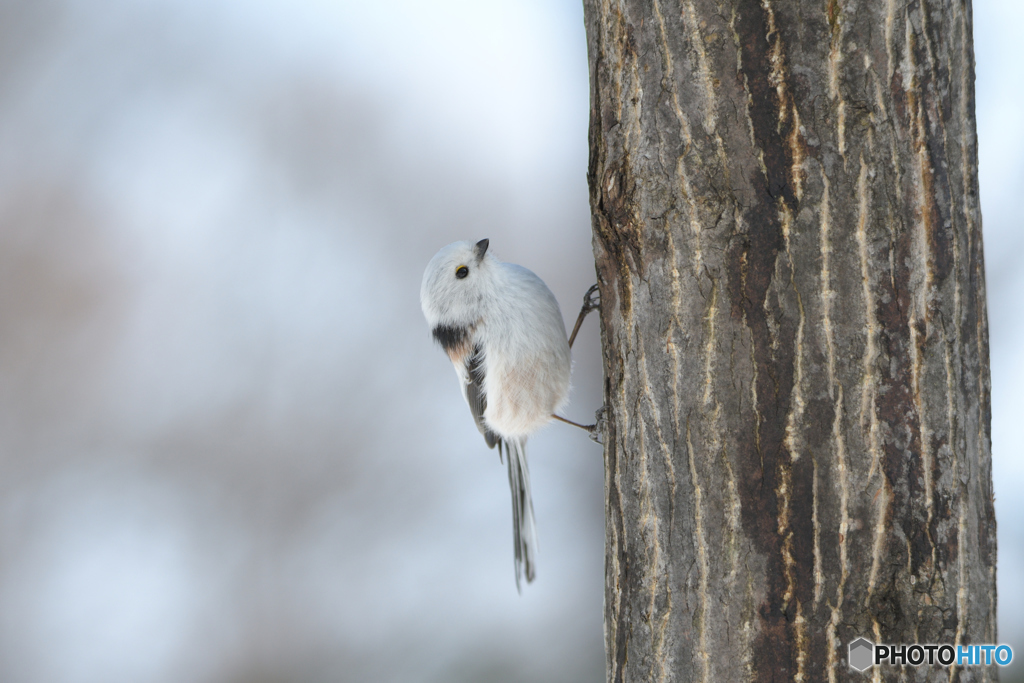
xmin=588 ymin=405 xmax=607 ymax=445
xmin=583 ymin=284 xmax=600 ymax=314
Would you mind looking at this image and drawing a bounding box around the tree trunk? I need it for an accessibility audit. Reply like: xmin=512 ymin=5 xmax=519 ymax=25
xmin=583 ymin=0 xmax=995 ymax=681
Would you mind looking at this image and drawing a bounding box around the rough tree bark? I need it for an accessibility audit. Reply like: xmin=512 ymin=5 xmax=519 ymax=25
xmin=583 ymin=0 xmax=995 ymax=681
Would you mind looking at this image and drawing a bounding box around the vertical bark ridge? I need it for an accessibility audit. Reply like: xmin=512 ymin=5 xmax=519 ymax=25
xmin=781 ymin=205 xmax=811 ymax=682
xmin=639 ymin=321 xmax=678 ymax=681
xmin=685 ymin=417 xmax=711 ymax=683
xmin=856 ymin=154 xmax=888 ymax=609
xmin=827 ymin=0 xmax=846 ymax=160
xmin=885 ymin=0 xmax=897 ymax=81
xmin=731 ymin=5 xmax=813 ymax=681
xmin=820 ymin=171 xmax=854 ymax=683
xmin=650 ymin=0 xmax=706 ymax=270
xmin=951 ymin=9 xmax=969 ymax=660
xmin=909 ymin=0 xmax=946 ymax=595
xmin=635 ymin=408 xmax=666 ymax=681
xmin=826 ymin=384 xmax=850 ymax=683
xmin=680 ymin=0 xmax=721 ymax=135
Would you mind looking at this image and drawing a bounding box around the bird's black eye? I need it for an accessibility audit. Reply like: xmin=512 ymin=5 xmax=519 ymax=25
xmin=455 ymin=265 xmax=469 ymax=279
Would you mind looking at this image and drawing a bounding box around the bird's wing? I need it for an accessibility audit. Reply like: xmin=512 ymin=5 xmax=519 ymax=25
xmin=434 ymin=323 xmax=495 ymax=448
xmin=464 ymin=346 xmax=499 ymax=450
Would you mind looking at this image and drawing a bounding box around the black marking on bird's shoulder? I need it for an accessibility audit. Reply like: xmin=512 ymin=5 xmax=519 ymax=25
xmin=432 ymin=324 xmax=467 ymax=353
xmin=466 ymin=346 xmax=499 ymax=449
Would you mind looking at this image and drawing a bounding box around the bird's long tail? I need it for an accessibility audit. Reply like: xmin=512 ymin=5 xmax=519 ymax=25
xmin=500 ymin=438 xmax=537 ymax=590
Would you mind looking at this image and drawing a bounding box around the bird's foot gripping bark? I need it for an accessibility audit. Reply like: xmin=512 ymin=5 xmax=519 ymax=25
xmin=588 ymin=405 xmax=606 ymax=444
xmin=568 ymin=284 xmax=600 ymax=348
xmin=551 ymin=407 xmax=606 ymax=445
xmin=582 ymin=283 xmax=600 ymax=313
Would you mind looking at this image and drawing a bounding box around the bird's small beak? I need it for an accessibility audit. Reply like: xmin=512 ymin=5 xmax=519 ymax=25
xmin=474 ymin=238 xmax=490 ymax=261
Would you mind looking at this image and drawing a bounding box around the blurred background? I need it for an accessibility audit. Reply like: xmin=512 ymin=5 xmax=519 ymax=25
xmin=0 ymin=0 xmax=1019 ymax=681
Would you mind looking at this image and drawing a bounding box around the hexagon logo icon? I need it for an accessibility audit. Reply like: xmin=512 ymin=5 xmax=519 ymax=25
xmin=849 ymin=638 xmax=875 ymax=672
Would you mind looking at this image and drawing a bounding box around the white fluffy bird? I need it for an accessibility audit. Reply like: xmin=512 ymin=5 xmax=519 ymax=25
xmin=420 ymin=238 xmax=574 ymax=588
